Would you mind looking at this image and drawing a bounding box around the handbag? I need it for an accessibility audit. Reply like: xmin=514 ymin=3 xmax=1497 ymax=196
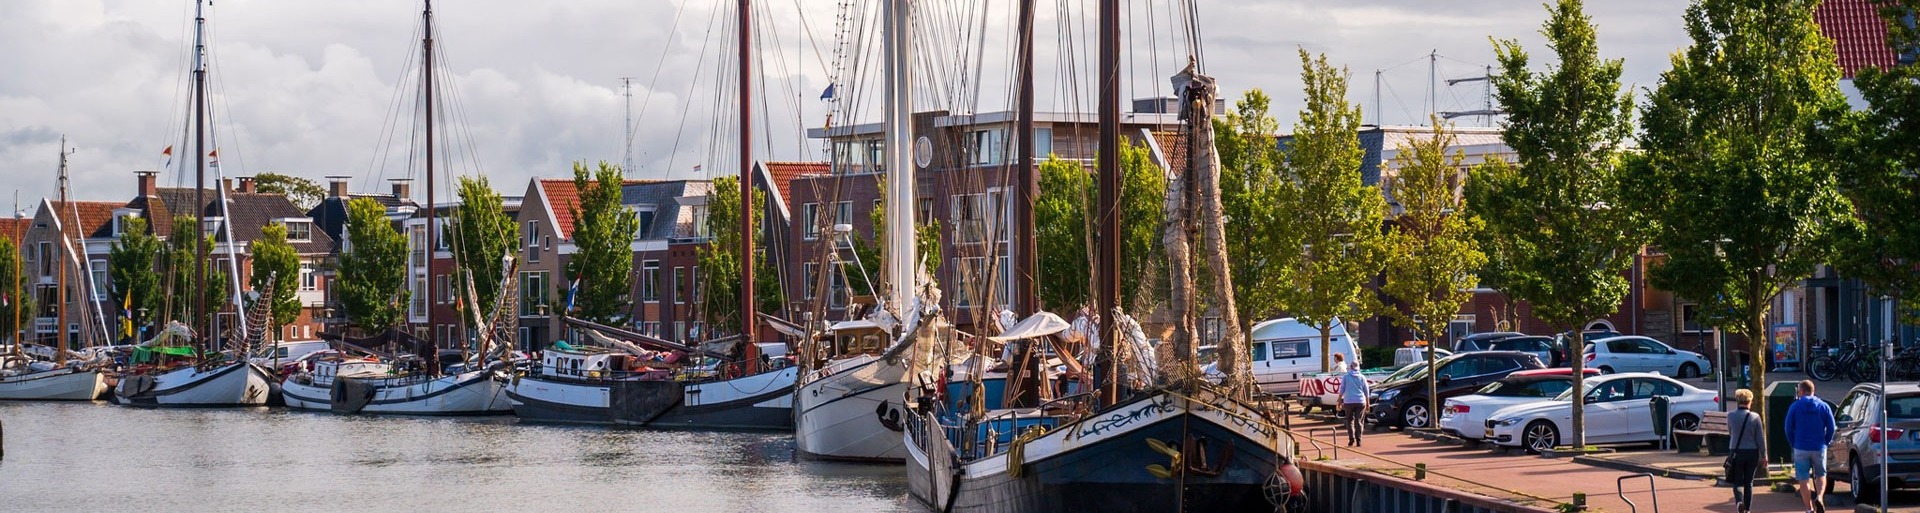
xmin=1723 ymin=411 xmax=1752 ymax=478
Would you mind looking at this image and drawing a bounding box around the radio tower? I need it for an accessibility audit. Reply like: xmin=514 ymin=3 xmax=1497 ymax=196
xmin=622 ymin=76 xmax=636 ymax=175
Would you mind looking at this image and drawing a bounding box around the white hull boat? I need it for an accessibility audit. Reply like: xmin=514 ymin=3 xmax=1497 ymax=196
xmin=0 ymin=367 xmax=108 ymax=401
xmin=115 ymin=362 xmax=275 ymax=407
xmin=284 ymin=369 xmax=512 ymax=415
xmin=795 ymin=353 xmax=912 ymax=462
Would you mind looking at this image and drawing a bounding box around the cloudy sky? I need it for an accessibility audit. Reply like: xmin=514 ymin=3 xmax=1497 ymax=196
xmin=0 ymin=0 xmax=1690 ymax=210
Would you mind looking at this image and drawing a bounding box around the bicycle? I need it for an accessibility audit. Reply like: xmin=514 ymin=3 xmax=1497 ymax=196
xmin=1807 ymin=339 xmax=1862 ymax=382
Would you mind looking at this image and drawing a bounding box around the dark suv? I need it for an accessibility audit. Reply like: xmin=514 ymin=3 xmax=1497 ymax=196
xmin=1367 ymin=350 xmax=1546 ymax=430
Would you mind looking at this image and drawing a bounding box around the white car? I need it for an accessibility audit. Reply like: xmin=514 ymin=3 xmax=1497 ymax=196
xmin=1485 ymin=373 xmax=1719 ymax=453
xmin=1437 ymin=368 xmax=1598 ymax=438
xmin=1582 ymin=336 xmax=1712 ymax=378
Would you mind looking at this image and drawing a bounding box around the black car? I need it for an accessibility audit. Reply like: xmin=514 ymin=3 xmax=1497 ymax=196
xmin=1367 ymin=350 xmax=1546 ymax=430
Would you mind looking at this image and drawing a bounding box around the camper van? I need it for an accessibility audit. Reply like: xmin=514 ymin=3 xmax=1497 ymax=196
xmin=1202 ymin=317 xmax=1360 ymax=396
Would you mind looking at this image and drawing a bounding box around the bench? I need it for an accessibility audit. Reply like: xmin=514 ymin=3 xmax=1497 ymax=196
xmin=1673 ymin=410 xmax=1730 ymax=455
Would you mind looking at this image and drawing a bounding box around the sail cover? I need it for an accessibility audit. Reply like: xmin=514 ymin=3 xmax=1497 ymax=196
xmin=988 ymin=312 xmax=1072 ymax=342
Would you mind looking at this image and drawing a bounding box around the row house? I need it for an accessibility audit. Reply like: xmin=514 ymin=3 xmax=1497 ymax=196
xmin=400 ymin=194 xmax=522 ymax=345
xmin=18 ymin=198 xmax=119 ymax=346
xmin=789 ymin=105 xmax=1182 ymax=334
xmin=305 ymin=177 xmax=421 ymax=334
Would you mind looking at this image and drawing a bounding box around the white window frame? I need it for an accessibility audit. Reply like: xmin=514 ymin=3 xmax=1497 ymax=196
xmin=803 ymin=203 xmax=821 ymax=240
xmin=641 ymin=260 xmax=660 ymax=302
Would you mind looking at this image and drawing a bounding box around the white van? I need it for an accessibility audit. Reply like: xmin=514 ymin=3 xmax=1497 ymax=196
xmin=1203 ymin=317 xmax=1359 ymax=396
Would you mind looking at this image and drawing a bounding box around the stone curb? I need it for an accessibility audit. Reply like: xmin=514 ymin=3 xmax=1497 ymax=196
xmin=1569 ymin=454 xmax=1717 ymax=481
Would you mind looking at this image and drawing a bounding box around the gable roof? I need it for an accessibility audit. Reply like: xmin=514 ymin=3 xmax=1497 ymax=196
xmin=536 ymin=178 xmax=661 ymax=239
xmin=44 ymin=200 xmax=123 ymax=240
xmin=0 ymin=218 xmax=27 ymax=243
xmin=1816 ymin=0 xmax=1900 ymax=79
xmin=759 ymin=162 xmax=826 ymax=221
xmin=146 ymin=187 xmax=334 ymax=253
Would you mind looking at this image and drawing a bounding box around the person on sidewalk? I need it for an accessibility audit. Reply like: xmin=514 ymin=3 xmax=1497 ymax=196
xmin=1331 ymin=352 xmax=1350 ymax=373
xmin=1727 ymin=389 xmax=1763 ymax=513
xmin=1784 ymin=379 xmax=1836 ymax=513
xmin=1338 ymin=364 xmax=1369 ymax=447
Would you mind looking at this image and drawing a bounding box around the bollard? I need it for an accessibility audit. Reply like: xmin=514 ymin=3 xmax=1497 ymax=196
xmin=1571 ymin=492 xmax=1586 ymax=510
xmin=1414 ymin=463 xmax=1427 ymax=480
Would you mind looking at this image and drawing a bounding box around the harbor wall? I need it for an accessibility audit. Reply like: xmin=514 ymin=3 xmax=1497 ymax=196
xmin=1297 ymin=460 xmax=1557 ymax=513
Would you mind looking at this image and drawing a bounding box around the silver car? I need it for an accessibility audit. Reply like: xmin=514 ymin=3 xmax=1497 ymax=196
xmin=1828 ymin=383 xmax=1920 ymax=502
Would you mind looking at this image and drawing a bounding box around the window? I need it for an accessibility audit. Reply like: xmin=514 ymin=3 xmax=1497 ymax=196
xmin=1251 ymin=341 xmax=1269 ymax=362
xmin=673 ymin=267 xmax=686 ymax=304
xmin=526 ymin=221 xmax=541 ymax=263
xmin=38 ymin=242 xmax=50 ymax=277
xmin=1607 ymin=339 xmax=1641 ymax=354
xmin=284 ymin=221 xmax=312 ymax=242
xmin=89 ymin=260 xmax=108 ymax=300
xmin=674 ymin=321 xmax=686 ymax=342
xmin=633 ymin=207 xmax=656 ymax=240
xmin=1679 ymin=303 xmax=1705 ymax=333
xmin=1837 ymin=391 xmax=1871 ymax=425
xmin=1527 ymin=380 xmax=1573 ymax=398
xmin=951 ymin=193 xmax=993 ymax=244
xmin=690 ymin=266 xmax=701 ymax=304
xmin=996 ymin=254 xmax=1012 ymax=307
xmin=1033 ymin=127 xmax=1054 ymax=159
xmin=803 ymin=203 xmax=820 ymax=240
xmin=1633 ymin=339 xmax=1670 ymax=355
xmin=829 ymin=266 xmax=848 ymax=308
xmin=519 ymin=271 xmax=548 ymax=316
xmin=641 ymin=261 xmax=659 ymax=302
xmin=802 ymin=263 xmax=819 ymax=300
xmin=969 ymin=128 xmax=1006 ymax=166
xmin=955 ymin=256 xmax=985 ymax=307
xmin=836 ymin=201 xmax=854 ymax=228
xmin=1447 ymin=314 xmax=1476 ymax=344
xmin=1587 ymin=379 xmax=1631 ymax=402
xmin=300 ymin=262 xmax=318 ymax=291
xmin=1270 ymin=340 xmax=1312 ymax=359
xmin=435 ymin=274 xmax=450 ymax=305
xmin=1437 ymin=358 xmax=1480 ymax=380
xmin=689 ymin=206 xmax=710 ymax=239
xmin=867 ymin=140 xmax=886 ymax=173
xmin=918 ymin=198 xmax=934 ymax=225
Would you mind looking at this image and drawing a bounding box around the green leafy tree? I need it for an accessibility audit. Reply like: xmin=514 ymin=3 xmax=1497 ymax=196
xmin=449 ymin=175 xmax=519 ymax=324
xmin=700 ymin=175 xmax=784 ymax=336
xmin=1216 ymin=90 xmax=1288 ymax=331
xmin=108 ymin=215 xmax=163 ymax=339
xmin=1473 ymin=0 xmax=1641 ymax=448
xmin=1382 ymin=121 xmax=1487 ymax=430
xmin=564 ymin=161 xmax=639 ymax=324
xmin=1627 ymin=0 xmax=1851 ymax=420
xmin=337 ymin=198 xmax=409 ymax=333
xmin=252 ymin=172 xmax=327 ymax=211
xmin=1031 ymin=143 xmax=1164 ymax=313
xmin=0 ymin=238 xmax=35 ymax=345
xmin=1275 ymin=51 xmax=1392 ymax=373
xmin=1834 ymin=0 xmax=1920 ymax=325
xmin=249 ymin=222 xmax=301 ymax=338
xmin=163 ymin=215 xmax=227 ymax=332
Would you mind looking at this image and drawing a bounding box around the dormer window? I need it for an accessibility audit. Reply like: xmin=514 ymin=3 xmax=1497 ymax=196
xmin=111 ymin=210 xmax=141 ymax=237
xmin=629 ymin=205 xmax=657 ymax=241
xmin=275 ymin=217 xmax=313 ymax=242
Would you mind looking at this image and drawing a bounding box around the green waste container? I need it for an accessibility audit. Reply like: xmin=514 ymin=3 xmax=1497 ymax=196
xmin=1761 ymin=381 xmax=1840 ymax=463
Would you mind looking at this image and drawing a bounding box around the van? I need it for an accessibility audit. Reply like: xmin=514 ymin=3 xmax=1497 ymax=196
xmin=1204 ymin=317 xmax=1359 ymax=396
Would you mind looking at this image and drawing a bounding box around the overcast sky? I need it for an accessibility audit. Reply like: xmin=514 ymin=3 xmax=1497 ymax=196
xmin=0 ymin=0 xmax=1690 ymax=212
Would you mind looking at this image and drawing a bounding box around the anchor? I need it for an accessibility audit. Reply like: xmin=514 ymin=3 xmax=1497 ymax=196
xmin=1144 ymin=435 xmax=1235 ymax=479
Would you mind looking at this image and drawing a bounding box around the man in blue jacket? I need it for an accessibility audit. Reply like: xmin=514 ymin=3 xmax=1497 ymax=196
xmin=1784 ymin=380 xmax=1836 ymax=513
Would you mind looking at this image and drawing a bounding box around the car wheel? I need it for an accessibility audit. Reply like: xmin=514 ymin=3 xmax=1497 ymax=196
xmin=1678 ymin=363 xmax=1699 ymax=379
xmin=1402 ymin=401 xmax=1431 ymax=429
xmin=1524 ymin=421 xmax=1559 ymax=454
xmin=1670 ymin=413 xmax=1699 ymax=433
xmin=1597 ymin=365 xmax=1615 ymax=374
xmin=1852 ymin=458 xmax=1877 ymax=503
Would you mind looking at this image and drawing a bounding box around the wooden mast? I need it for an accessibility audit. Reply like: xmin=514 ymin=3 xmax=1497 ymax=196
xmin=55 ymin=139 xmax=69 ymax=366
xmin=193 ymin=0 xmax=209 ymax=357
xmin=422 ymin=0 xmax=439 ymax=374
xmin=1013 ymin=0 xmax=1036 ymax=318
xmin=737 ymin=0 xmax=756 ymax=350
xmin=1094 ymin=0 xmax=1121 ymax=405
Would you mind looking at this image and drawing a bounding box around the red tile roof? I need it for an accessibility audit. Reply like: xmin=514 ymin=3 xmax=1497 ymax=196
xmin=1149 ymin=130 xmax=1189 ymax=176
xmin=763 ymin=162 xmax=827 ymax=207
xmin=538 ymin=178 xmax=654 ymax=239
xmin=47 ymin=200 xmax=122 ymax=240
xmin=1816 ymin=0 xmax=1899 ymax=78
xmin=0 ymin=218 xmax=28 ymax=244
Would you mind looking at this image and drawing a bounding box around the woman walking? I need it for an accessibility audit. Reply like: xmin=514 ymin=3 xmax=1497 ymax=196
xmin=1727 ymin=389 xmax=1763 ymax=513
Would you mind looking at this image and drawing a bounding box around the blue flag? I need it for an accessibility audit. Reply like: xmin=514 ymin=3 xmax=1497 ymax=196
xmin=564 ymin=278 xmax=581 ymax=313
xmin=819 ymin=83 xmax=836 ymax=100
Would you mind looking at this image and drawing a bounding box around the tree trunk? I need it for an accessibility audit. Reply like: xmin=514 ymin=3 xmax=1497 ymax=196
xmin=1319 ymin=325 xmax=1333 ymax=373
xmin=1747 ymin=270 xmax=1769 ymax=423
xmin=1570 ymin=327 xmax=1587 ymax=448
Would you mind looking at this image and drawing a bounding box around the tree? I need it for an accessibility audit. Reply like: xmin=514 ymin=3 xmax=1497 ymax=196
xmin=699 ymin=175 xmax=784 ymax=337
xmin=1473 ymin=0 xmax=1641 ymax=449
xmin=1382 ymin=121 xmax=1486 ymax=431
xmin=564 ymin=161 xmax=639 ymax=325
xmin=0 ymin=238 xmax=35 ymax=345
xmin=163 ymin=215 xmax=227 ymax=332
xmin=1031 ymin=143 xmax=1164 ymax=313
xmin=1274 ymin=51 xmax=1392 ymax=373
xmin=1217 ymin=90 xmax=1288 ymax=331
xmin=337 ymin=198 xmax=409 ymax=333
xmin=449 ymin=175 xmax=519 ymax=325
xmin=252 ymin=172 xmax=326 ymax=211
xmin=250 ymin=222 xmax=301 ymax=338
xmin=108 ymin=215 xmax=164 ymax=340
xmin=1628 ymin=0 xmax=1852 ymax=421
xmin=1834 ymin=0 xmax=1920 ymax=325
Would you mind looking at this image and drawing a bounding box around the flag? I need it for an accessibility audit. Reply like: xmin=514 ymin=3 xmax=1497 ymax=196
xmin=819 ymin=83 xmax=836 ymax=100
xmin=122 ymin=293 xmax=134 ymax=337
xmin=162 ymin=145 xmax=174 ymax=168
xmin=564 ymin=277 xmax=581 ymax=313
xmin=208 ymin=148 xmax=220 ymax=167
xmin=2 ymin=293 xmax=9 ymax=307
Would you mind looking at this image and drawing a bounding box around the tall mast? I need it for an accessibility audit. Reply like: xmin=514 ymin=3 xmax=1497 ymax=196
xmin=882 ymin=0 xmax=914 ymax=311
xmin=1095 ymin=0 xmax=1121 ymax=405
xmin=55 ymin=139 xmax=70 ymax=365
xmin=737 ymin=0 xmax=756 ymax=346
xmin=422 ymin=0 xmax=438 ymax=373
xmin=11 ymin=194 xmax=21 ymax=358
xmin=193 ymin=0 xmax=210 ymax=356
xmin=1012 ymin=0 xmax=1036 ymax=318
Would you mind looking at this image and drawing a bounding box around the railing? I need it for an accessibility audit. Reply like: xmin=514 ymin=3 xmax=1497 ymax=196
xmin=1616 ymin=474 xmax=1658 ymax=513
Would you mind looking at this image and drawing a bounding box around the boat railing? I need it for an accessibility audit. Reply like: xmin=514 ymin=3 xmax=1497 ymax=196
xmin=523 ymin=362 xmax=675 ymax=383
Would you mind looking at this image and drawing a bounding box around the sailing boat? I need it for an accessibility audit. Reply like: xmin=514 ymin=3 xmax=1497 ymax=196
xmin=901 ymin=3 xmax=1305 ymax=510
xmin=115 ymin=1 xmax=275 ymax=407
xmin=0 ymin=141 xmax=110 ymax=401
xmin=505 ymin=0 xmax=797 ymax=429
xmin=280 ymin=0 xmax=512 ymax=416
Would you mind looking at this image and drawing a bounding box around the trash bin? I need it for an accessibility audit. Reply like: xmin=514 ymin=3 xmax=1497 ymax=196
xmin=1650 ymin=395 xmax=1672 ymax=450
xmin=1760 ymin=381 xmax=1838 ymax=463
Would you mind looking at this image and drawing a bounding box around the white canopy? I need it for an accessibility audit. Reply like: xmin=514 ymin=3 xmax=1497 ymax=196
xmin=989 ymin=312 xmax=1072 ymax=342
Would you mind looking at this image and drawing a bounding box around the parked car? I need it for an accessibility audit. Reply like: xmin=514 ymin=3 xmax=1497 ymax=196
xmin=1582 ymin=336 xmax=1712 ymax=377
xmin=1203 ymin=317 xmax=1359 ymax=396
xmin=1552 ymin=330 xmax=1621 ymax=367
xmin=1461 ymin=335 xmax=1558 ymax=367
xmin=1825 ymin=383 xmax=1920 ymax=502
xmin=1452 ymin=332 xmax=1524 ymax=353
xmin=1393 ymin=346 xmax=1453 ymax=369
xmin=1367 ymin=350 xmax=1546 ymax=430
xmin=1484 ymin=373 xmax=1718 ymax=453
xmin=1437 ymin=367 xmax=1600 ymax=438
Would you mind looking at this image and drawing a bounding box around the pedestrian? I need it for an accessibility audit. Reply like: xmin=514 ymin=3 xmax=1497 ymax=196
xmin=1331 ymin=352 xmax=1350 ymax=373
xmin=1784 ymin=379 xmax=1836 ymax=513
xmin=1726 ymin=388 xmax=1762 ymax=513
xmin=1338 ymin=364 xmax=1369 ymax=447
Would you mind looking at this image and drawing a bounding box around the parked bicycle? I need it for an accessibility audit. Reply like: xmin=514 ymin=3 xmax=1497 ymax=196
xmin=1807 ymin=339 xmax=1878 ymax=382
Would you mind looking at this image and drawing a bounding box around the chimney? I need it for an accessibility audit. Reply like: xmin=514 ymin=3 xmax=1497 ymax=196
xmin=390 ymin=178 xmax=413 ymax=201
xmin=136 ymin=171 xmax=158 ymax=197
xmin=222 ymin=177 xmax=233 ymax=193
xmin=326 ymin=176 xmax=350 ymax=198
xmin=237 ymin=176 xmax=256 ymax=193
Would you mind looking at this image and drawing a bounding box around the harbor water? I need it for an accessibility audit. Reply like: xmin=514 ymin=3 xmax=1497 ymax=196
xmin=0 ymin=401 xmax=913 ymax=512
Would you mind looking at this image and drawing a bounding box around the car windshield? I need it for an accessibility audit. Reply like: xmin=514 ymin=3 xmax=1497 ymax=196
xmin=1384 ymin=362 xmax=1426 ymax=382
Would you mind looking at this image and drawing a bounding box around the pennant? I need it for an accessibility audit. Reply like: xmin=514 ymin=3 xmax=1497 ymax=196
xmin=162 ymin=145 xmax=174 ymax=168
xmin=564 ymin=277 xmax=581 ymax=313
xmin=208 ymin=148 xmax=220 ymax=167
xmin=819 ymin=83 xmax=836 ymax=100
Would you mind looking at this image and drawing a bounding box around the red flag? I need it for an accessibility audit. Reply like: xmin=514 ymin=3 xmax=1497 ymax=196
xmin=161 ymin=145 xmax=173 ymax=157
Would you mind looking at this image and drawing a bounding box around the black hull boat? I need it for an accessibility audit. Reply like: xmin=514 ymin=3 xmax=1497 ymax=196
xmin=507 ymin=365 xmax=798 ymax=430
xmin=906 ymin=388 xmax=1305 ymax=513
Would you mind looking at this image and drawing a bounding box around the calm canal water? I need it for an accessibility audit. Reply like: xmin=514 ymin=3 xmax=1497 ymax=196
xmin=0 ymin=401 xmax=913 ymax=512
